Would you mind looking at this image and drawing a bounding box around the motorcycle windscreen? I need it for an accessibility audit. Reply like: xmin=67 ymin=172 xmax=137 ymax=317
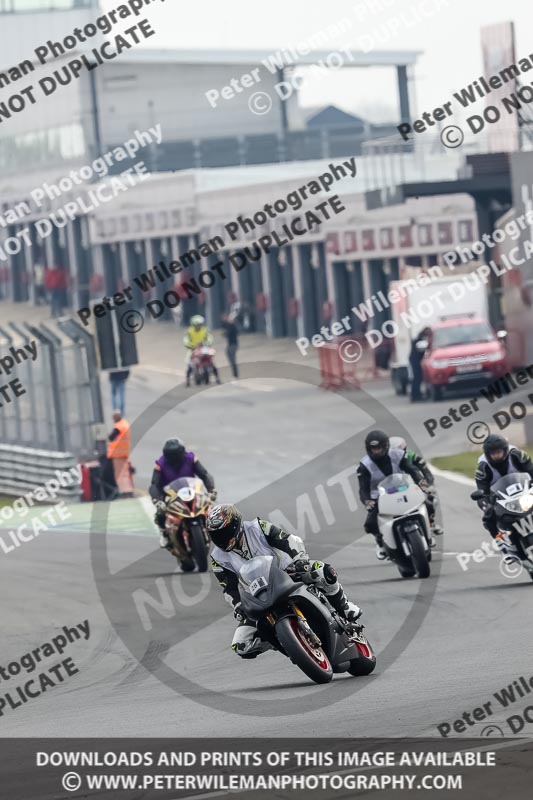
xmin=164 ymin=476 xmax=209 ymax=517
xmin=377 ymin=473 xmax=424 ymax=516
xmin=493 ymin=472 xmax=533 ymax=514
xmin=378 ymin=473 xmax=412 ymax=494
xmin=238 ymin=555 xmax=295 ymax=617
xmin=165 ymin=476 xmax=207 ymax=495
xmin=238 ymin=555 xmax=274 ymax=597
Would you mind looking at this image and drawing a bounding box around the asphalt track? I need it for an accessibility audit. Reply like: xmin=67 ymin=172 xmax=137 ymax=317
xmin=2 ymin=364 xmax=533 ymax=740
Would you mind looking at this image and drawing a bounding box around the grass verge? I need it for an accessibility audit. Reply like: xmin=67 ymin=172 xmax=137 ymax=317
xmin=432 ymin=449 xmax=533 ymax=478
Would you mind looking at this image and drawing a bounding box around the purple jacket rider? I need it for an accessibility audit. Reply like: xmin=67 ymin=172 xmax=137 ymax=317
xmin=149 ymin=451 xmax=215 ymax=500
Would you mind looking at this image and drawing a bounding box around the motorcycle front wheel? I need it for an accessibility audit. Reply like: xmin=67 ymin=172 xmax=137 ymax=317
xmin=405 ymin=527 xmax=430 ymax=578
xmin=275 ymin=616 xmax=333 ymax=684
xmin=347 ymin=637 xmax=377 ymax=676
xmin=188 ymin=520 xmax=209 ymax=572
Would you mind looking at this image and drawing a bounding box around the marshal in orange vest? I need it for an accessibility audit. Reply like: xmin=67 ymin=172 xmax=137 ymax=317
xmin=107 ymin=417 xmax=131 ymax=459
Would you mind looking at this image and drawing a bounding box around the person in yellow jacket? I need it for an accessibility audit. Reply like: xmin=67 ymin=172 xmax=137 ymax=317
xmin=107 ymin=410 xmax=134 ymax=497
xmin=184 ymin=314 xmax=220 ymax=386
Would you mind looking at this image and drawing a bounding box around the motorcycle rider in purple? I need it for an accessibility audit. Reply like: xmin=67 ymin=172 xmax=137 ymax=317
xmin=149 ymin=438 xmax=216 ymax=568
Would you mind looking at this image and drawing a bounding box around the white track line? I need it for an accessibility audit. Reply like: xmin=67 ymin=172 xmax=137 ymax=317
xmin=430 ymin=464 xmax=475 ymax=487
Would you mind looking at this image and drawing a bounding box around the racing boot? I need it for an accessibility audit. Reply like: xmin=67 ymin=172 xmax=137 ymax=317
xmin=309 ymin=562 xmax=363 ymax=623
xmin=374 ymin=534 xmax=387 ymax=560
xmin=159 ymin=532 xmax=171 ymax=549
xmin=429 ymin=516 xmax=443 ymax=547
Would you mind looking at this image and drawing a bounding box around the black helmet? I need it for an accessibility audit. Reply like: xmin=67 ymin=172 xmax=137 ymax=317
xmin=483 ymin=434 xmax=509 ymax=465
xmin=163 ymin=438 xmax=186 ymax=467
xmin=365 ymin=430 xmax=389 ymax=461
xmin=207 ymin=504 xmax=243 ymax=551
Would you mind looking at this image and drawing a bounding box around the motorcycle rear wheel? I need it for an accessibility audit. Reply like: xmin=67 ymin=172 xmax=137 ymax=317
xmin=275 ymin=616 xmax=333 ymax=684
xmin=188 ymin=521 xmax=208 ymax=572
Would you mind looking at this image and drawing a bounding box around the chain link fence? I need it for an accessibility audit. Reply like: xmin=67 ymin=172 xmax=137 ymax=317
xmin=0 ymin=318 xmax=103 ymax=457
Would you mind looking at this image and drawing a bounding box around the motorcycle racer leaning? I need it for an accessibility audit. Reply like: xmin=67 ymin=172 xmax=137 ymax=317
xmin=474 ymin=433 xmax=533 ymax=559
xmin=184 ymin=314 xmax=220 ymax=386
xmin=357 ymin=430 xmax=441 ymax=562
xmin=149 ymin=438 xmax=216 ymax=567
xmin=207 ymin=504 xmax=362 ymax=658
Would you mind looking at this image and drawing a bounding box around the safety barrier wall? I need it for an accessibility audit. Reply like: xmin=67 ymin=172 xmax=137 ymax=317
xmin=0 ymin=444 xmax=81 ymax=500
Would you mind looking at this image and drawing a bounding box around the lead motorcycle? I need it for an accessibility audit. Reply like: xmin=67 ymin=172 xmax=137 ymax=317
xmin=376 ymin=473 xmax=432 ymax=579
xmin=237 ymin=555 xmax=376 ymax=684
xmin=163 ymin=477 xmax=212 ymax=572
xmin=471 ymin=472 xmax=533 ymax=581
xmin=190 ymin=344 xmax=218 ymax=385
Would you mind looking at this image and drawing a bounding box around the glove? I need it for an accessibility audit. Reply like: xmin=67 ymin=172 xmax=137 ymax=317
xmin=419 ymin=479 xmax=430 ymax=492
xmin=209 ymin=490 xmax=218 ymax=502
xmin=233 ymin=602 xmax=245 ymax=622
xmin=478 ymin=495 xmax=493 ymax=511
xmin=365 ymin=500 xmax=376 ymax=511
xmin=286 ymin=557 xmax=312 ymax=582
xmin=155 ymin=500 xmax=167 ymax=513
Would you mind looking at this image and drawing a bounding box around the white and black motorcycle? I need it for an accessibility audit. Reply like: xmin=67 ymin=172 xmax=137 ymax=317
xmin=471 ymin=472 xmax=533 ymax=581
xmin=376 ymin=474 xmax=432 ymax=578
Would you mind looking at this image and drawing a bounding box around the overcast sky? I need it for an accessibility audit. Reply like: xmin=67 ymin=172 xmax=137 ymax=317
xmin=103 ymin=0 xmax=531 ymax=123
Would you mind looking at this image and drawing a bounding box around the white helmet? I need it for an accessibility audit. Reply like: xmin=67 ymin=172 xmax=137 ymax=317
xmin=389 ymin=436 xmax=407 ymax=451
xmin=190 ymin=314 xmax=205 ymax=326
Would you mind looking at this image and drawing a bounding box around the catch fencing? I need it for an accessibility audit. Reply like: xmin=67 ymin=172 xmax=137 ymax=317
xmin=0 ymin=317 xmax=104 ymax=457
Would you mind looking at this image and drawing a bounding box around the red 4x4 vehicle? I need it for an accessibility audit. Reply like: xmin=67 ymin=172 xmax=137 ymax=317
xmin=419 ymin=316 xmax=509 ymax=400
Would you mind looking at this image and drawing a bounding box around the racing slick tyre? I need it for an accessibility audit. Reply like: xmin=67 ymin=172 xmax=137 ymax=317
xmin=347 ymin=636 xmax=377 ymax=676
xmin=275 ymin=616 xmax=333 ymax=684
xmin=189 ymin=520 xmax=208 ymax=572
xmin=398 ymin=563 xmax=416 ymax=578
xmin=405 ymin=527 xmax=430 ymax=578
